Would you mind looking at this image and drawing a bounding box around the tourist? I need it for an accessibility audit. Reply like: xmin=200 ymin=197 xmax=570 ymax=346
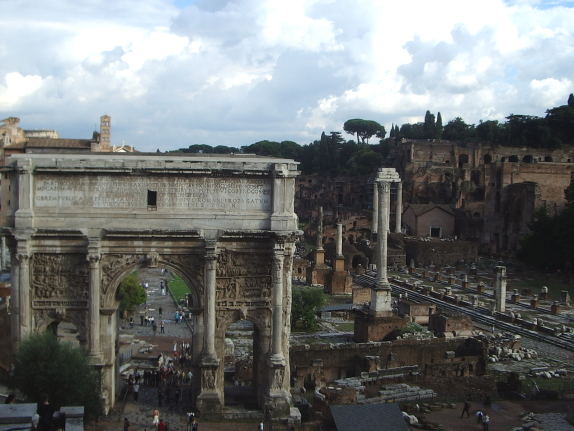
xmin=460 ymin=400 xmax=471 ymax=418
xmin=160 ymin=320 xmax=165 ymax=333
xmin=159 ymin=306 xmax=163 ymax=317
xmin=186 ymin=413 xmax=195 ymax=431
xmin=191 ymin=418 xmax=198 ymax=430
xmin=158 ymin=419 xmax=166 ymax=431
xmin=153 ymin=322 xmax=158 ymax=334
xmin=482 ymin=414 xmax=490 ymax=430
xmin=133 ymin=383 xmax=139 ymax=403
xmin=153 ymin=408 xmax=160 ymax=427
xmin=258 ymin=422 xmax=264 ymax=430
xmin=37 ymin=394 xmax=55 ymax=431
xmin=158 ymin=388 xmax=163 ymax=407
xmin=476 ymin=409 xmax=484 ymax=424
xmin=140 ymin=315 xmax=144 ymax=326
xmin=124 ymin=417 xmax=130 ymax=431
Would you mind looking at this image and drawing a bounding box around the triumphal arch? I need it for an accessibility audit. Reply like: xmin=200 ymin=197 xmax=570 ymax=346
xmin=5 ymin=153 xmax=299 ymax=417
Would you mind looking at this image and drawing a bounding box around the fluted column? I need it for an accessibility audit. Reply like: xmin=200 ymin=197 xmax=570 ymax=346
xmin=395 ymin=182 xmax=403 ymax=233
xmin=10 ymin=251 xmax=20 ymax=342
xmin=376 ymin=182 xmax=391 ymax=288
xmin=203 ymin=251 xmax=218 ymax=361
xmin=336 ymin=223 xmax=343 ymax=257
xmin=316 ymin=206 xmax=324 ymax=250
xmin=17 ymin=253 xmax=31 ymax=337
xmin=271 ymin=248 xmax=285 ymax=361
xmin=372 ymin=181 xmax=378 ymax=237
xmin=88 ymin=253 xmax=102 ymax=359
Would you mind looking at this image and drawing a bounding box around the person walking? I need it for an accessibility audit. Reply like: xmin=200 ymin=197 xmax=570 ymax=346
xmin=159 ymin=306 xmax=163 ymax=317
xmin=158 ymin=419 xmax=166 ymax=431
xmin=160 ymin=320 xmax=165 ymax=333
xmin=482 ymin=414 xmax=490 ymax=430
xmin=153 ymin=408 xmax=160 ymax=427
xmin=191 ymin=418 xmax=198 ymax=431
xmin=124 ymin=418 xmax=130 ymax=431
xmin=133 ymin=383 xmax=139 ymax=403
xmin=476 ymin=409 xmax=484 ymax=425
xmin=460 ymin=400 xmax=471 ymax=418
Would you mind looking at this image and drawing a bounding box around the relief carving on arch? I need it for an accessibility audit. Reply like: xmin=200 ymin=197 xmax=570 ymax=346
xmin=101 ymin=254 xmax=146 ymax=294
xmin=32 ymin=254 xmax=89 ymax=300
xmin=216 ymin=250 xmax=272 ymax=309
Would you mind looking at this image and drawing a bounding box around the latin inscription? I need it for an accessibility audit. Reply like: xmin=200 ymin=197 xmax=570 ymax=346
xmin=34 ymin=175 xmax=272 ymax=211
xmin=33 ymin=300 xmax=88 ymax=308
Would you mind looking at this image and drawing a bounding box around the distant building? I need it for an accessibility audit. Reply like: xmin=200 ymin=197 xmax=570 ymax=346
xmin=0 ymin=115 xmax=136 ymax=225
xmin=402 ymin=203 xmax=455 ymax=238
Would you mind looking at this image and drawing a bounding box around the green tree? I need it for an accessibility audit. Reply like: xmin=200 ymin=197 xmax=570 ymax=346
xmin=343 ymin=119 xmax=385 ymax=145
xmin=442 ymin=117 xmax=476 ymax=141
xmin=10 ymin=332 xmax=105 ymax=420
xmin=118 ymin=273 xmax=146 ymax=315
xmin=291 ymin=287 xmax=326 ymax=331
xmin=423 ymin=110 xmax=436 ymax=139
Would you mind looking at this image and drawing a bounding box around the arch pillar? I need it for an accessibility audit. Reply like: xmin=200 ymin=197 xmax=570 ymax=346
xmin=196 ymin=242 xmax=223 ymax=414
xmin=88 ymin=238 xmax=103 ymax=363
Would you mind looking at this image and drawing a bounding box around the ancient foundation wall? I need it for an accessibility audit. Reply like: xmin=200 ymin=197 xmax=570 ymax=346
xmin=405 ymin=239 xmax=478 ymax=267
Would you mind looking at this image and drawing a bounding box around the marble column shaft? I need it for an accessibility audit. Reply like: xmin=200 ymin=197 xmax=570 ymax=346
xmin=377 ymin=181 xmax=390 ymax=287
xmin=17 ymin=253 xmax=31 ymax=336
xmin=88 ymin=254 xmax=102 ymax=358
xmin=336 ymin=223 xmax=343 ymax=257
xmin=316 ymin=206 xmax=324 ymax=249
xmin=271 ymin=250 xmax=284 ymax=360
xmin=204 ymin=253 xmax=218 ymax=360
xmin=395 ymin=182 xmax=403 ymax=233
xmin=372 ymin=182 xmax=379 ymax=234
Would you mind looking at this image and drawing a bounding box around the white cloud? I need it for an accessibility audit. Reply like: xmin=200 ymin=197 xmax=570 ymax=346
xmin=0 ymin=0 xmax=573 ymax=151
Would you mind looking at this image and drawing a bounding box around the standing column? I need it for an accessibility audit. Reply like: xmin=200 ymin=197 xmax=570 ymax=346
xmin=88 ymin=253 xmax=102 ymax=360
xmin=17 ymin=253 xmax=31 ymax=337
xmin=372 ymin=181 xmax=378 ymax=238
xmin=316 ymin=206 xmax=324 ymax=250
xmin=336 ymin=223 xmax=343 ymax=257
xmin=203 ymin=251 xmax=218 ymax=362
xmin=395 ymin=182 xmax=403 ymax=233
xmin=271 ymin=248 xmax=285 ymax=361
xmin=10 ymin=251 xmax=20 ymax=342
xmin=495 ymin=266 xmax=507 ymax=313
xmin=376 ymin=181 xmax=391 ymax=288
xmin=0 ymin=237 xmax=4 ymax=271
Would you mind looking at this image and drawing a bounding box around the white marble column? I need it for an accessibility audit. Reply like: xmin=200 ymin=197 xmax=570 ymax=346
xmin=376 ymin=182 xmax=391 ymax=288
xmin=316 ymin=206 xmax=324 ymax=250
xmin=10 ymin=251 xmax=20 ymax=341
xmin=88 ymin=253 xmax=102 ymax=359
xmin=203 ymin=252 xmax=218 ymax=362
xmin=395 ymin=182 xmax=403 ymax=233
xmin=271 ymin=248 xmax=285 ymax=362
xmin=336 ymin=223 xmax=343 ymax=257
xmin=17 ymin=253 xmax=31 ymax=337
xmin=372 ymin=181 xmax=378 ymax=237
xmin=495 ymin=266 xmax=507 ymax=313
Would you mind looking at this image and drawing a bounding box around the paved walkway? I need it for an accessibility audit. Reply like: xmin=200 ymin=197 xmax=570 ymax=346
xmin=120 ymin=268 xmax=192 ymax=357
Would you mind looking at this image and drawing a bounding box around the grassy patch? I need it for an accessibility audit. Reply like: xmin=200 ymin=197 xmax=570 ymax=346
xmin=333 ymin=322 xmax=354 ymax=332
xmin=168 ymin=273 xmax=191 ymax=303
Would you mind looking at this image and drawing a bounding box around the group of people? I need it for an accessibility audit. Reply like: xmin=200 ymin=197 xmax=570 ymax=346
xmin=174 ymin=309 xmax=185 ymax=324
xmin=460 ymin=401 xmax=490 ymax=430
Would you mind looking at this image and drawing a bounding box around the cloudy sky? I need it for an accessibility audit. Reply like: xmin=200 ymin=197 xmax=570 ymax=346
xmin=1 ymin=0 xmax=573 ymax=152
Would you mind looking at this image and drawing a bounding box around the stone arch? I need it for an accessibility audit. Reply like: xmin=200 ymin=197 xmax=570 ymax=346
xmin=522 ymin=155 xmax=534 ymax=163
xmin=215 ymin=308 xmax=272 ymax=409
xmin=101 ymin=255 xmax=203 ymax=309
xmin=34 ymin=309 xmax=88 ymax=347
xmin=509 ymin=155 xmax=519 ymax=162
xmin=458 ymin=154 xmax=469 ymax=168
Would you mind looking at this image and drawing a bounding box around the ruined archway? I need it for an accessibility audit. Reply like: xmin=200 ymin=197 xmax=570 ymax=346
xmin=7 ymin=153 xmax=299 ymax=420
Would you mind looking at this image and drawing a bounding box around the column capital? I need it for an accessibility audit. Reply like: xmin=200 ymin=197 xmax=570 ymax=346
xmin=87 ymin=254 xmax=101 ymax=268
xmin=396 ymin=181 xmax=403 ymax=190
xmin=16 ymin=253 xmax=30 ymax=264
xmin=378 ymin=181 xmax=391 ymax=193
